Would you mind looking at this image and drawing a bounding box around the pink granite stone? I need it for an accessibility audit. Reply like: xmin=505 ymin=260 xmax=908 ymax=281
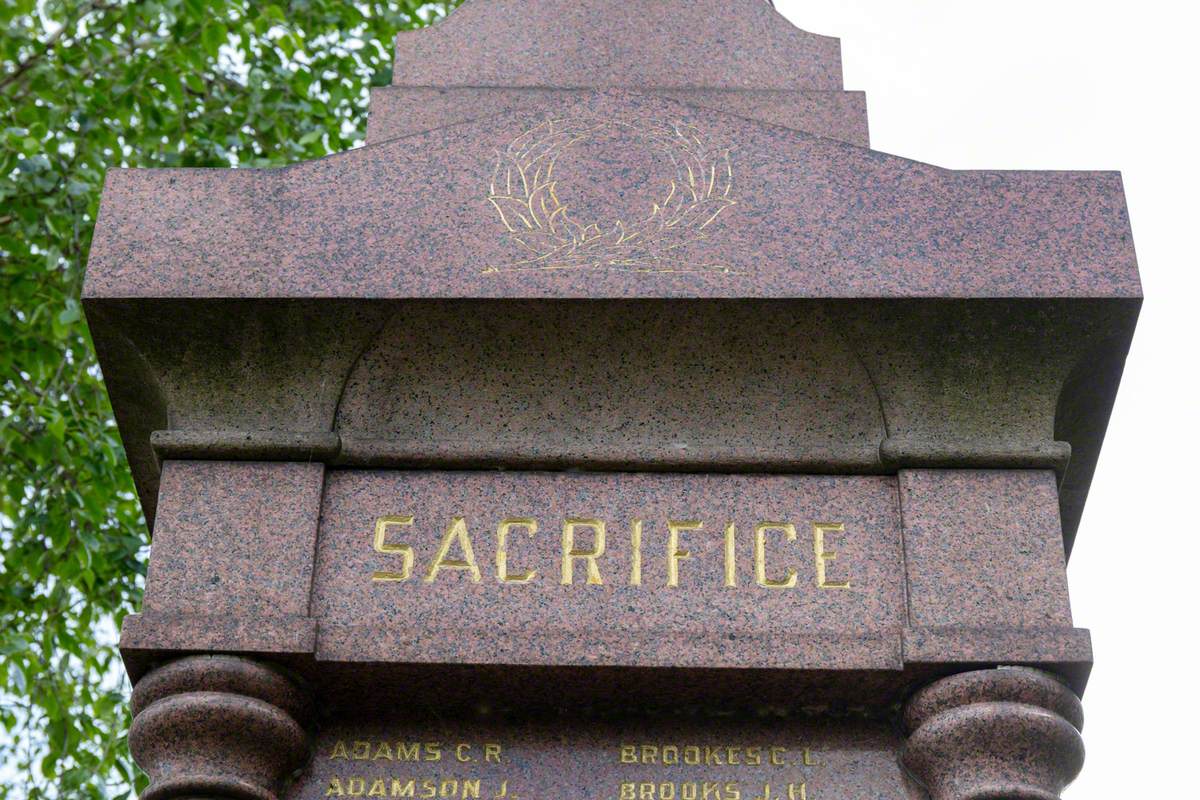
xmin=390 ymin=0 xmax=845 ymax=90
xmin=311 ymin=471 xmax=904 ymax=669
xmin=295 ymin=714 xmax=906 ymax=800
xmin=364 ymin=87 xmax=870 ymax=147
xmin=144 ymin=460 xmax=325 ymax=618
xmin=84 ymin=91 xmax=1137 ymax=301
xmin=898 ymin=470 xmax=1073 ymax=629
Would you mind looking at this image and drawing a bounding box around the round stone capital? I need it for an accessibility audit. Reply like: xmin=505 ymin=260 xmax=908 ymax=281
xmin=129 ymin=655 xmax=311 ymax=800
xmin=901 ymin=667 xmax=1084 ymax=800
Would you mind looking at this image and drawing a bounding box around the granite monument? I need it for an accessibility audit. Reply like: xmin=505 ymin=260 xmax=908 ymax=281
xmin=83 ymin=2 xmax=1140 ymax=799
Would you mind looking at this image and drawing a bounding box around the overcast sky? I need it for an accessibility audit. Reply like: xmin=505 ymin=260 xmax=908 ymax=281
xmin=768 ymin=1 xmax=1197 ymax=795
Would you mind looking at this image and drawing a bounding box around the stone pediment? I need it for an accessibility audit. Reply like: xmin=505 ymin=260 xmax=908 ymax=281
xmin=85 ymin=90 xmax=1137 ymax=301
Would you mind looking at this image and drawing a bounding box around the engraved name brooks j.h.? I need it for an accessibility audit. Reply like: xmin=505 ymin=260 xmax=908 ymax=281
xmin=369 ymin=517 xmax=851 ymax=589
xmin=483 ymin=117 xmax=739 ymax=276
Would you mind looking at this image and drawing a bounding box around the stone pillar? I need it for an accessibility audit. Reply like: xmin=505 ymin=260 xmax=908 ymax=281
xmin=128 ymin=655 xmax=311 ymax=800
xmin=901 ymin=667 xmax=1084 ymax=800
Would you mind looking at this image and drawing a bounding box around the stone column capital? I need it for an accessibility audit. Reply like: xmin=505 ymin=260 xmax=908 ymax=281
xmin=129 ymin=655 xmax=311 ymax=800
xmin=901 ymin=667 xmax=1084 ymax=800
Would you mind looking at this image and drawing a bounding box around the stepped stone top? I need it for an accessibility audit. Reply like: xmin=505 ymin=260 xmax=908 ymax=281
xmin=391 ymin=0 xmax=845 ymax=89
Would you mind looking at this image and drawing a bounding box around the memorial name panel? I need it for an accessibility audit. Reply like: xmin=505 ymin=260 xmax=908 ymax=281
xmin=312 ymin=472 xmax=904 ymax=666
xmin=301 ymin=717 xmax=906 ymax=800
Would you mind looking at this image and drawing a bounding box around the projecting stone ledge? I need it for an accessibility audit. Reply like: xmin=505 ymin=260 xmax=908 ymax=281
xmin=85 ymin=91 xmax=1137 ymax=301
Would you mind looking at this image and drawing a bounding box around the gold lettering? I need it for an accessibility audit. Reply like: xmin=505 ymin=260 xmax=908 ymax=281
xmin=755 ymin=523 xmax=798 ymax=588
xmin=393 ymin=780 xmax=416 ymax=798
xmin=813 ymin=522 xmax=850 ymax=589
xmin=456 ymin=743 xmax=473 ymax=762
xmin=484 ymin=743 xmax=502 ymax=763
xmin=561 ymin=518 xmax=606 ymax=585
xmin=397 ymin=742 xmax=419 ymax=761
xmin=463 ymin=779 xmax=481 ymax=799
xmin=630 ymin=519 xmax=644 ymax=586
xmin=352 ymin=741 xmax=371 ymax=760
xmin=662 ymin=745 xmax=679 ymax=765
xmin=621 ymin=744 xmax=638 ymax=763
xmin=349 ymin=778 xmax=366 ymax=797
xmin=496 ymin=518 xmax=537 ymax=583
xmin=420 ymin=780 xmax=437 ymax=799
xmin=331 ymin=740 xmax=350 ymax=759
xmin=369 ymin=779 xmax=387 ymax=798
xmin=621 ymin=784 xmax=636 ymax=800
xmin=746 ymin=747 xmax=762 ymax=766
xmin=373 ymin=742 xmax=394 ymax=760
xmin=641 ymin=744 xmax=659 ymax=764
xmin=770 ymin=747 xmax=786 ymax=766
xmin=423 ymin=742 xmax=442 ymax=761
xmin=373 ymin=516 xmax=415 ymax=582
xmin=327 ymin=778 xmax=345 ymax=797
xmin=667 ymin=520 xmax=700 ymax=587
xmin=424 ymin=519 xmax=481 ymax=583
xmin=440 ymin=780 xmax=458 ymax=798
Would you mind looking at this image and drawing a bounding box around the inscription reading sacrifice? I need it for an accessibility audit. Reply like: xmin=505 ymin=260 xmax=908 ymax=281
xmin=369 ymin=516 xmax=851 ymax=590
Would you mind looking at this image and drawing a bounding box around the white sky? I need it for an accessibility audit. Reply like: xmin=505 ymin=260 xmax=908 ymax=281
xmin=770 ymin=0 xmax=1198 ymax=795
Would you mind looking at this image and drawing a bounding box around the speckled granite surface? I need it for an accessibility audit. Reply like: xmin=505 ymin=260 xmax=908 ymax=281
xmin=294 ymin=714 xmax=906 ymax=800
xmin=390 ymin=0 xmax=845 ymax=90
xmin=313 ymin=471 xmax=903 ymax=668
xmin=364 ymin=87 xmax=871 ymax=147
xmin=84 ymin=90 xmax=1136 ymax=300
xmin=87 ymin=3 xmax=1140 ymax=798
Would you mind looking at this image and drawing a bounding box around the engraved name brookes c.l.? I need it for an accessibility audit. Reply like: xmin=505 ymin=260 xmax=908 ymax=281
xmin=369 ymin=515 xmax=852 ymax=590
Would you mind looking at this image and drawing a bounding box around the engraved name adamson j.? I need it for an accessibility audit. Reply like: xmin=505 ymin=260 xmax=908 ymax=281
xmin=369 ymin=516 xmax=851 ymax=589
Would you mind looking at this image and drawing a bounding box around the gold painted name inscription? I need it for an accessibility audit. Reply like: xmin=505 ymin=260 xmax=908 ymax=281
xmin=321 ymin=739 xmax=828 ymax=800
xmin=369 ymin=516 xmax=851 ymax=589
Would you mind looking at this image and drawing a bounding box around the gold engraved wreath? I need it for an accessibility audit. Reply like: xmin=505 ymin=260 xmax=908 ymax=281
xmin=483 ymin=117 xmax=738 ymax=274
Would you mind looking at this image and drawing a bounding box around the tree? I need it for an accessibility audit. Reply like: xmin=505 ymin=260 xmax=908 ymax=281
xmin=0 ymin=2 xmax=461 ymax=796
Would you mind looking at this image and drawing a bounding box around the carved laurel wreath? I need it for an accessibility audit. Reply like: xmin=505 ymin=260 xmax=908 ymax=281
xmin=483 ymin=117 xmax=737 ymax=274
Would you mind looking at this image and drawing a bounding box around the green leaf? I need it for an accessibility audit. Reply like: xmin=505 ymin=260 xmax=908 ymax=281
xmin=202 ymin=22 xmax=227 ymax=58
xmin=0 ymin=2 xmax=465 ymax=795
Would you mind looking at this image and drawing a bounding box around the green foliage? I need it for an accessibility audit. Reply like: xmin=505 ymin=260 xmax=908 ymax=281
xmin=0 ymin=2 xmax=460 ymax=796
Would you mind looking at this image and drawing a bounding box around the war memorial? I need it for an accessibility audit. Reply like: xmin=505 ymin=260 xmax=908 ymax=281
xmin=82 ymin=1 xmax=1141 ymax=798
